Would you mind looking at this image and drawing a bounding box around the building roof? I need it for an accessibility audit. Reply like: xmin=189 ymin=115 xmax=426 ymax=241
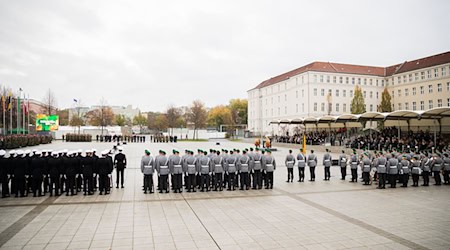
xmin=251 ymin=51 xmax=450 ymax=90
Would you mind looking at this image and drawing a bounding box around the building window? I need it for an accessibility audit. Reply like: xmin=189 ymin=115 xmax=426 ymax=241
xmin=412 ymin=102 xmax=416 ymax=111
xmin=364 ymin=79 xmax=367 ymax=85
xmin=302 ymin=89 xmax=304 ymax=97
xmin=443 ymin=67 xmax=447 ymax=76
xmin=428 ymin=85 xmax=433 ymax=93
xmin=398 ymin=89 xmax=401 ymax=97
xmin=420 ymin=86 xmax=424 ymax=94
xmin=343 ymin=90 xmax=346 ymax=97
xmin=313 ymin=89 xmax=317 ymax=96
xmin=437 ymin=83 xmax=442 ymax=92
xmin=370 ymin=79 xmax=373 ymax=85
xmin=392 ymin=91 xmax=394 ymax=97
xmin=427 ymin=70 xmax=431 ymax=79
xmin=320 ymin=75 xmax=324 ymax=83
xmin=381 ymin=80 xmax=384 ymax=86
xmin=420 ymin=101 xmax=424 ymax=110
xmin=352 ymin=78 xmax=355 ymax=84
xmin=346 ymin=77 xmax=349 ymax=84
xmin=328 ymin=89 xmax=332 ymax=96
xmin=403 ymin=75 xmax=407 ymax=83
xmin=278 ymin=96 xmax=280 ymax=102
xmin=285 ymin=106 xmax=287 ymax=114
xmin=314 ymin=103 xmax=317 ymax=112
xmin=339 ymin=77 xmax=343 ymax=83
xmin=296 ymin=90 xmax=298 ymax=98
xmin=448 ymin=98 xmax=450 ymax=107
xmin=321 ymin=89 xmax=325 ymax=96
xmin=397 ymin=77 xmax=401 ymax=84
xmin=415 ymin=73 xmax=419 ymax=81
xmin=369 ymin=91 xmax=373 ymax=98
xmin=278 ymin=107 xmax=280 ymax=115
xmin=435 ymin=68 xmax=439 ymax=77
xmin=376 ymin=79 xmax=379 ymax=86
xmin=412 ymin=87 xmax=416 ymax=95
xmin=448 ymin=82 xmax=450 ymax=91
xmin=335 ymin=89 xmax=339 ymax=97
xmin=376 ymin=92 xmax=379 ymax=99
xmin=333 ymin=76 xmax=336 ymax=83
xmin=350 ymin=90 xmax=353 ymax=97
xmin=404 ymin=88 xmax=408 ymax=96
xmin=409 ymin=74 xmax=412 ymax=82
xmin=421 ymin=72 xmax=425 ymax=80
xmin=314 ymin=75 xmax=317 ymax=82
xmin=326 ymin=75 xmax=330 ymax=83
xmin=285 ymin=94 xmax=287 ymax=101
xmin=343 ymin=103 xmax=347 ymax=112
xmin=405 ymin=102 xmax=409 ymax=110
xmin=369 ymin=104 xmax=373 ymax=111
xmin=336 ymin=103 xmax=339 ymax=112
xmin=321 ymin=103 xmax=325 ymax=112
xmin=398 ymin=103 xmax=402 ymax=110
xmin=296 ymin=104 xmax=298 ymax=112
xmin=429 ymin=100 xmax=433 ymax=109
xmin=363 ymin=91 xmax=366 ymax=98
xmin=437 ymin=99 xmax=442 ymax=107
xmin=302 ymin=103 xmax=304 ymax=112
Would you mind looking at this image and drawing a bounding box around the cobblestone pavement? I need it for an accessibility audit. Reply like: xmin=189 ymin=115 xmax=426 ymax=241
xmin=0 ymin=140 xmax=449 ymax=249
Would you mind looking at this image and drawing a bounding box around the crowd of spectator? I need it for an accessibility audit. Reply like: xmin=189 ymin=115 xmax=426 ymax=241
xmin=348 ymin=128 xmax=449 ymax=151
xmin=274 ymin=128 xmax=347 ymax=146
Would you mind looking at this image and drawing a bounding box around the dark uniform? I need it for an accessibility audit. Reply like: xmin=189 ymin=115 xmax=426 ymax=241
xmin=114 ymin=150 xmax=127 ymax=188
xmin=169 ymin=152 xmax=183 ymax=193
xmin=238 ymin=152 xmax=251 ymax=189
xmin=82 ymin=154 xmax=95 ymax=195
xmin=31 ymin=153 xmax=45 ymax=197
xmin=47 ymin=153 xmax=61 ymax=196
xmin=211 ymin=152 xmax=224 ymax=191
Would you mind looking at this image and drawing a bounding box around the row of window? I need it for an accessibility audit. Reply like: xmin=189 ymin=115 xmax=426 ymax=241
xmin=394 ymin=82 xmax=450 ymax=97
xmin=392 ymin=66 xmax=449 ymax=85
xmin=313 ymin=88 xmax=379 ymax=99
xmin=313 ymin=74 xmax=385 ymax=87
xmin=250 ymin=98 xmax=450 ymax=120
xmin=397 ymin=99 xmax=449 ymax=110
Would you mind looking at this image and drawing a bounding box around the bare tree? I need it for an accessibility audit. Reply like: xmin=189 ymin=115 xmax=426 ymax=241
xmin=86 ymin=98 xmax=114 ymax=135
xmin=166 ymin=105 xmax=182 ymax=136
xmin=42 ymin=89 xmax=57 ymax=115
xmin=187 ymin=100 xmax=207 ymax=139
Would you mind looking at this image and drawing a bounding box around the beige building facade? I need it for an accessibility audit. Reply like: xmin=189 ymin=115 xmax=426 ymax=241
xmin=248 ymin=52 xmax=450 ymax=135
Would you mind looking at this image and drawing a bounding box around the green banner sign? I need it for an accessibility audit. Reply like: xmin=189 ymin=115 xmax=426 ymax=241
xmin=36 ymin=114 xmax=59 ymax=131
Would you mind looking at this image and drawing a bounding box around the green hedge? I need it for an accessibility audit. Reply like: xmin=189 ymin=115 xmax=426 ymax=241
xmin=0 ymin=134 xmax=53 ymax=149
xmin=65 ymin=133 xmax=92 ymax=142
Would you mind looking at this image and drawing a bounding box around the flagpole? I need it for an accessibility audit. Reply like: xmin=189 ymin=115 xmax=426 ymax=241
xmin=10 ymin=98 xmax=13 ymax=135
xmin=17 ymin=88 xmax=22 ymax=134
xmin=27 ymin=94 xmax=30 ymax=135
xmin=23 ymin=92 xmax=26 ymax=134
xmin=2 ymin=95 xmax=5 ymax=135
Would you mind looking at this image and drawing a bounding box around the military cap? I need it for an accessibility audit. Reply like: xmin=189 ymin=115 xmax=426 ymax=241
xmin=266 ymin=149 xmax=271 ymax=153
xmin=118 ymin=146 xmax=123 ymax=151
xmin=0 ymin=150 xmax=5 ymax=156
xmin=145 ymin=150 xmax=150 ymax=155
xmin=101 ymin=150 xmax=109 ymax=155
xmin=16 ymin=150 xmax=24 ymax=155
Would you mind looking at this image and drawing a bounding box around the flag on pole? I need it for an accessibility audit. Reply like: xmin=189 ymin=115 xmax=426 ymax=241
xmin=1 ymin=95 xmax=4 ymax=112
xmin=73 ymin=99 xmax=78 ymax=102
xmin=6 ymin=92 xmax=12 ymax=110
xmin=302 ymin=134 xmax=306 ymax=154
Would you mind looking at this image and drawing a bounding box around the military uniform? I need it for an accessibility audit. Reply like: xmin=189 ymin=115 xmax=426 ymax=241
xmin=322 ymin=151 xmax=332 ymax=181
xmin=48 ymin=152 xmax=61 ymax=196
xmin=156 ymin=152 xmax=170 ymax=193
xmin=211 ymin=152 xmax=224 ymax=191
xmin=183 ymin=152 xmax=197 ymax=192
xmin=350 ymin=153 xmax=359 ymax=182
xmin=387 ymin=156 xmax=399 ymax=188
xmin=169 ymin=151 xmax=183 ymax=193
xmin=198 ymin=153 xmax=211 ymax=192
xmin=97 ymin=151 xmax=112 ymax=195
xmin=376 ymin=155 xmax=387 ymax=189
xmin=411 ymin=157 xmax=421 ymax=187
xmin=82 ymin=151 xmax=95 ymax=195
xmin=431 ymin=155 xmax=443 ymax=185
xmin=285 ymin=151 xmax=295 ymax=182
xmin=307 ymin=151 xmax=317 ymax=181
xmin=297 ymin=152 xmax=306 ymax=182
xmin=31 ymin=152 xmax=45 ymax=197
xmin=114 ymin=148 xmax=127 ymax=188
xmin=399 ymin=157 xmax=411 ymax=187
xmin=443 ymin=153 xmax=450 ymax=185
xmin=141 ymin=151 xmax=154 ymax=193
xmin=225 ymin=153 xmax=238 ymax=191
xmin=238 ymin=152 xmax=251 ymax=189
xmin=361 ymin=154 xmax=371 ymax=185
xmin=252 ymin=150 xmax=263 ymax=189
xmin=338 ymin=152 xmax=347 ymax=180
xmin=421 ymin=155 xmax=431 ymax=186
xmin=263 ymin=151 xmax=276 ymax=189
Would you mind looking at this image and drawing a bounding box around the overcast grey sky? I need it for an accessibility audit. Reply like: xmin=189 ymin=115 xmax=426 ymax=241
xmin=0 ymin=0 xmax=449 ymax=111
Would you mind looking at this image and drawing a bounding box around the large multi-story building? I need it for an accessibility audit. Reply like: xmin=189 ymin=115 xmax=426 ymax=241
xmin=247 ymin=52 xmax=450 ymax=135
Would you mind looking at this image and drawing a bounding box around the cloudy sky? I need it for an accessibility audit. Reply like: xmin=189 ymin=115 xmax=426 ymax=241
xmin=0 ymin=0 xmax=449 ymax=111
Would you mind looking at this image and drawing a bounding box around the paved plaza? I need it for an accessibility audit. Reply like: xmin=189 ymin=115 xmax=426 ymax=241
xmin=0 ymin=140 xmax=449 ymax=250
